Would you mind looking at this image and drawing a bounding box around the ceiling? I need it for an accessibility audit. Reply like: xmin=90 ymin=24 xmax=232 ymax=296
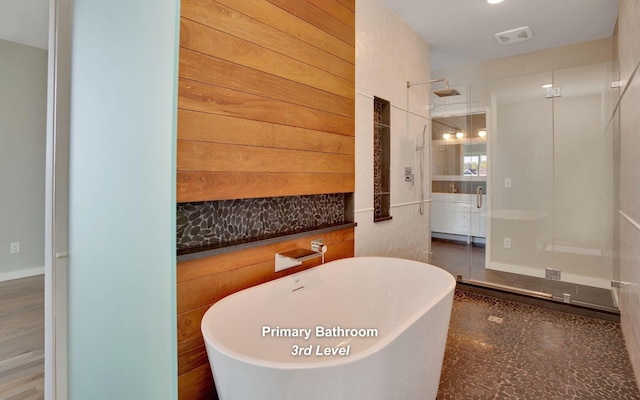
xmin=0 ymin=0 xmax=49 ymax=49
xmin=379 ymin=0 xmax=618 ymax=71
xmin=1 ymin=0 xmax=618 ymax=66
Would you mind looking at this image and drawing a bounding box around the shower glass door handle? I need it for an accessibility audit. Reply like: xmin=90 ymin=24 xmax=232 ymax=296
xmin=476 ymin=186 xmax=483 ymax=208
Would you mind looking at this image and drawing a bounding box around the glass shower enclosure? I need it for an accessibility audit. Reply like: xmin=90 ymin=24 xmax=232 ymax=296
xmin=429 ymin=60 xmax=620 ymax=311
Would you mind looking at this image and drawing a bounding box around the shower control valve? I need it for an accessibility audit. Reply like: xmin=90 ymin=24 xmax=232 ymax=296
xmin=404 ymin=167 xmax=414 ymax=184
xmin=311 ymin=239 xmax=327 ymax=254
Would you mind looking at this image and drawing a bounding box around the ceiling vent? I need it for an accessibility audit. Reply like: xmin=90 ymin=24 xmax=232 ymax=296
xmin=495 ymin=26 xmax=533 ymax=45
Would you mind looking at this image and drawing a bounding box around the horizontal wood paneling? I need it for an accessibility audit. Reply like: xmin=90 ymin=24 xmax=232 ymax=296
xmin=178 ymin=335 xmax=208 ymax=376
xmin=336 ymin=0 xmax=355 ymax=12
xmin=307 ymin=0 xmax=354 ymax=29
xmin=177 ymin=228 xmax=354 ymax=283
xmin=181 ymin=0 xmax=354 ymax=82
xmin=178 ymin=111 xmax=355 ymax=154
xmin=177 ymin=228 xmax=354 ymax=398
xmin=176 ymin=239 xmax=354 ymax=339
xmin=180 ymin=19 xmax=354 ymax=100
xmin=176 ymin=231 xmax=353 ymax=314
xmin=177 ymin=1 xmax=354 ymax=395
xmin=214 ymin=0 xmax=354 ymax=63
xmin=177 ymin=171 xmax=355 ymax=202
xmin=178 ymin=0 xmax=354 ymax=203
xmin=177 ymin=141 xmax=354 ymax=174
xmin=178 ymin=259 xmax=275 ymax=314
xmin=177 ymin=306 xmax=209 ymax=344
xmin=179 ymin=49 xmax=354 ymax=118
xmin=338 ymin=0 xmax=356 ymax=12
xmin=178 ymin=363 xmax=215 ymax=400
xmin=267 ymin=0 xmax=354 ymax=47
xmin=179 ymin=79 xmax=354 ymax=136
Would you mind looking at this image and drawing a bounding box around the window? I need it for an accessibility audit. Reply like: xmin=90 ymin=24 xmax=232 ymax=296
xmin=463 ymin=154 xmax=487 ymax=176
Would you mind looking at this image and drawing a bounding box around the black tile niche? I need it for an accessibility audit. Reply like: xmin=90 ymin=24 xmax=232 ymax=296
xmin=177 ymin=194 xmax=350 ymax=251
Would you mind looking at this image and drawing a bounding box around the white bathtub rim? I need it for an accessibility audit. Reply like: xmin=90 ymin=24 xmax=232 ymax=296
xmin=201 ymin=256 xmax=456 ymax=370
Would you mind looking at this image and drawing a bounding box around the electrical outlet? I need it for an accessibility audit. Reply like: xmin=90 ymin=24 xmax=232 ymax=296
xmin=545 ymin=268 xmax=561 ymax=280
xmin=10 ymin=242 xmax=20 ymax=254
xmin=503 ymin=238 xmax=511 ymax=249
xmin=611 ymin=80 xmax=626 ymax=88
xmin=504 ymin=177 xmax=512 ymax=188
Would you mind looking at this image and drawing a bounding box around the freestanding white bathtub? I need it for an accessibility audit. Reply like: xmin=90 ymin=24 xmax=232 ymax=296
xmin=201 ymin=256 xmax=456 ymax=400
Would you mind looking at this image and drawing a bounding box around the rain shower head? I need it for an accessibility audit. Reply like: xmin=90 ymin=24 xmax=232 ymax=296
xmin=433 ymin=87 xmax=461 ymax=97
xmin=406 ymin=77 xmax=460 ymax=97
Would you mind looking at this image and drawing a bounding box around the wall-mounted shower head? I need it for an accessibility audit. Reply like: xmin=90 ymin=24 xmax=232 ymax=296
xmin=433 ymin=87 xmax=461 ymax=97
xmin=406 ymin=77 xmax=460 ymax=97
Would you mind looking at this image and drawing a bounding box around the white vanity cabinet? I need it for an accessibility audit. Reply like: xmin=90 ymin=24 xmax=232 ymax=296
xmin=431 ymin=193 xmax=487 ymax=238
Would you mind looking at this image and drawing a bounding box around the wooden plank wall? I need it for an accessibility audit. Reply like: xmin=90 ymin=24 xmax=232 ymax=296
xmin=176 ymin=0 xmax=355 ymax=398
xmin=177 ymin=228 xmax=355 ymax=399
xmin=177 ymin=0 xmax=356 ymax=202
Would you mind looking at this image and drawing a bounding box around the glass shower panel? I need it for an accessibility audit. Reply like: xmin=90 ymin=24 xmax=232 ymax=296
xmin=551 ymin=62 xmax=618 ymax=308
xmin=608 ymin=60 xmax=621 ymax=307
xmin=486 ymin=72 xmax=555 ymax=285
xmin=606 ymin=101 xmax=621 ymax=308
xmin=605 ymin=61 xmax=622 ymax=308
xmin=429 ymin=83 xmax=475 ymax=281
xmin=466 ymin=83 xmax=493 ymax=281
xmin=446 ymin=63 xmax=621 ymax=311
xmin=463 ymin=112 xmax=488 ymax=273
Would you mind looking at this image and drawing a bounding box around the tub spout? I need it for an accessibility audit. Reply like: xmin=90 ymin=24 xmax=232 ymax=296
xmin=275 ymin=246 xmax=325 ymax=272
xmin=275 ymin=252 xmax=303 ymax=272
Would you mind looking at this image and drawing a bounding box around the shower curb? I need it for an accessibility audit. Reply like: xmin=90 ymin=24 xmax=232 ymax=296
xmin=455 ymin=281 xmax=620 ymax=323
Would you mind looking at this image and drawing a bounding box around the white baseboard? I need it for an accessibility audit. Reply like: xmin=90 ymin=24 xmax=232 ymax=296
xmin=0 ymin=266 xmax=45 ymax=282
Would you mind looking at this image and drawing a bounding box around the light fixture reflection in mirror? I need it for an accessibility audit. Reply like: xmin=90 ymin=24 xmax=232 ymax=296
xmin=456 ymin=131 xmax=464 ymax=139
xmin=443 ymin=133 xmax=452 ymax=140
xmin=478 ymin=130 xmax=487 ymax=138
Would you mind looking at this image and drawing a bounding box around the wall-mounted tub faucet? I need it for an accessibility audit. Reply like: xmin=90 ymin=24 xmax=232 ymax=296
xmin=274 ymin=239 xmax=328 ymax=272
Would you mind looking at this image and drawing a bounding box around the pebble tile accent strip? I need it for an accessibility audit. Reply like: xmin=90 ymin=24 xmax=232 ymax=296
xmin=177 ymin=194 xmax=345 ymax=250
xmin=439 ymin=291 xmax=640 ymax=400
xmin=373 ymin=98 xmax=386 ymax=219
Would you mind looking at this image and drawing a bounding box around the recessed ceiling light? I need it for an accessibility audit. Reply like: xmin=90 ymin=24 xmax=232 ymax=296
xmin=487 ymin=0 xmax=504 ymax=4
xmin=541 ymin=83 xmax=553 ymax=88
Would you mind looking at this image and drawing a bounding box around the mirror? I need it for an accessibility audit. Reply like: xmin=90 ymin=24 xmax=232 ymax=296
xmin=431 ymin=113 xmax=487 ymax=193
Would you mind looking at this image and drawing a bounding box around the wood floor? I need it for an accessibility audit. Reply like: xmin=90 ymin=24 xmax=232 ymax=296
xmin=0 ymin=275 xmax=44 ymax=400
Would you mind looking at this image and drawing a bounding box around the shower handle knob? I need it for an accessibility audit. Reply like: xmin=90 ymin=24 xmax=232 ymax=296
xmin=311 ymin=240 xmax=327 ymax=254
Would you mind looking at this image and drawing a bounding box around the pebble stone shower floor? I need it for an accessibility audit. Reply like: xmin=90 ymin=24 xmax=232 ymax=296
xmin=437 ymin=291 xmax=640 ymax=400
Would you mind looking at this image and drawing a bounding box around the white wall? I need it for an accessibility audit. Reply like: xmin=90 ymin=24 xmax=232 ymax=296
xmin=618 ymin=0 xmax=640 ymax=385
xmin=67 ymin=0 xmax=179 ymax=397
xmin=433 ymin=38 xmax=613 ymax=85
xmin=0 ymin=39 xmax=47 ymax=281
xmin=355 ymin=0 xmax=431 ymax=261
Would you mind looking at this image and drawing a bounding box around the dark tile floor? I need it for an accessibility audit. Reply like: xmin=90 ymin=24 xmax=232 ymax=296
xmin=438 ymin=291 xmax=640 ymax=400
xmin=431 ymin=239 xmax=617 ymax=310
